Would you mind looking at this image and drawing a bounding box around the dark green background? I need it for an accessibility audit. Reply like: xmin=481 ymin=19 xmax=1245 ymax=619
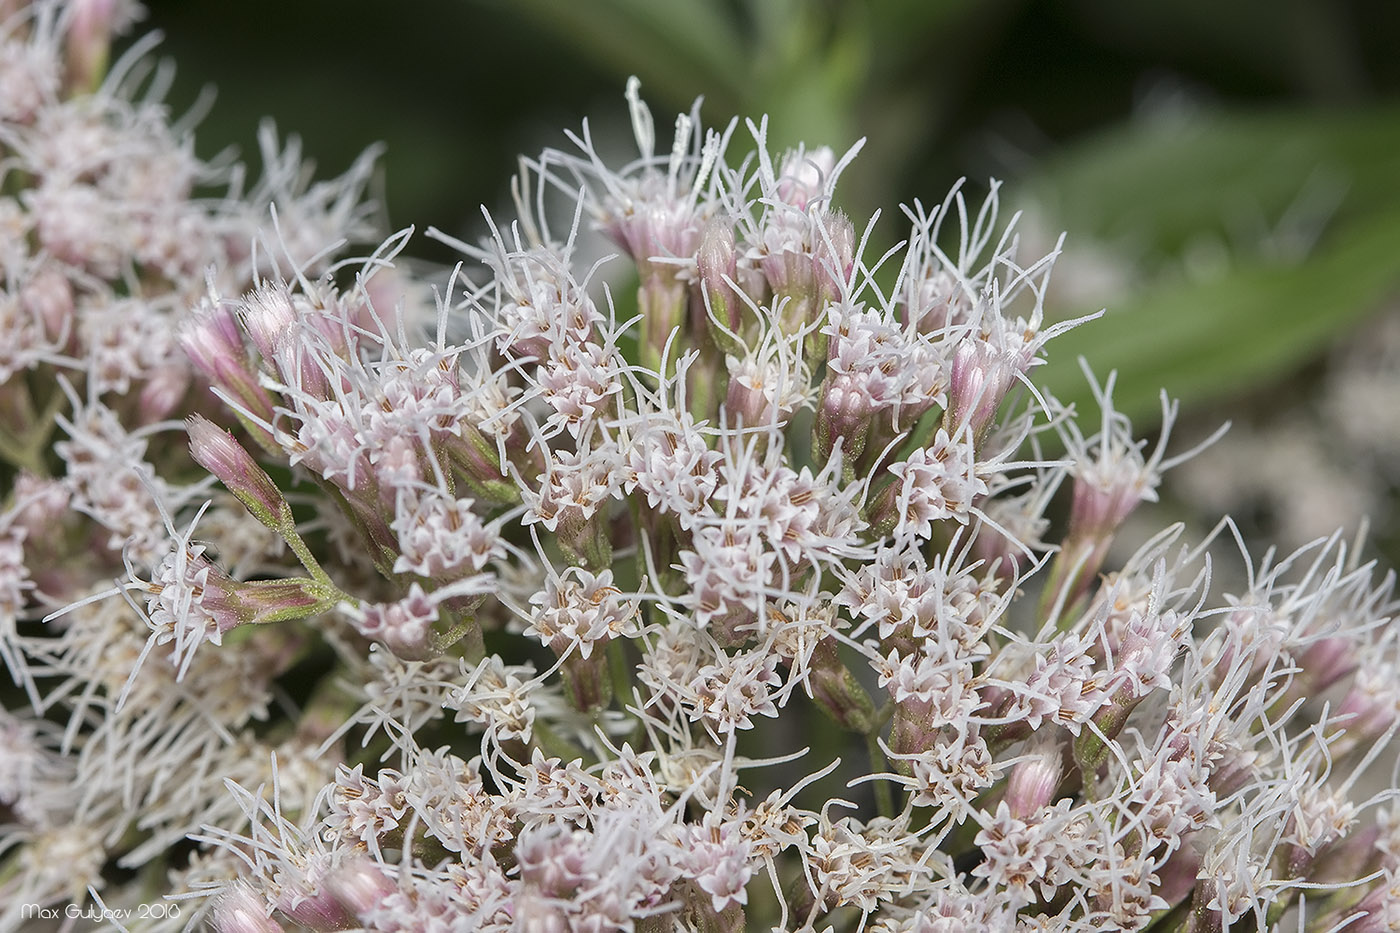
xmin=133 ymin=0 xmax=1399 ymax=256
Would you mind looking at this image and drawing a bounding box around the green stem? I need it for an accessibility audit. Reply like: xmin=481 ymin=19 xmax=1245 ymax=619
xmin=866 ymin=730 xmax=895 ymax=819
xmin=532 ymin=718 xmax=591 ymax=765
xmin=608 ymin=638 xmax=633 ymax=709
xmin=0 ymin=428 xmax=45 ymax=474
xmin=281 ymin=522 xmax=332 ymax=587
xmin=433 ymin=599 xmax=485 ymax=661
xmin=0 ymin=381 xmax=68 ymax=475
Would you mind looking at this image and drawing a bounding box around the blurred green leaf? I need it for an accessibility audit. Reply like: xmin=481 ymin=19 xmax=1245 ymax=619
xmin=1037 ymin=205 xmax=1400 ymax=425
xmin=1022 ymin=106 xmax=1400 ymax=426
xmin=1021 ymin=107 xmax=1400 ymax=259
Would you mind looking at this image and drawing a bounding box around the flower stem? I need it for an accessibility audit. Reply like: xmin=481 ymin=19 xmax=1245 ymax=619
xmin=866 ymin=730 xmax=895 ymax=818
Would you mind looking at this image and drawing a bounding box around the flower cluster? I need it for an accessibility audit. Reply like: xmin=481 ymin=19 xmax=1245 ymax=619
xmin=3 ymin=4 xmax=1400 ymax=932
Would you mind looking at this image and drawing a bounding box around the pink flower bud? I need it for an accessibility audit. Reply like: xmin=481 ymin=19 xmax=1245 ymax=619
xmin=889 ymin=697 xmax=940 ymax=760
xmin=63 ymin=0 xmax=113 ymax=90
xmin=1067 ymin=471 xmax=1148 ymax=545
xmin=814 ymin=375 xmax=874 ymax=465
xmin=944 ymin=337 xmax=1029 ymax=445
xmin=805 ymin=636 xmax=876 ymax=734
xmin=1004 ymin=741 xmax=1063 ymax=819
xmin=277 ymin=888 xmax=354 ymax=933
xmin=188 ymin=415 xmax=291 ymax=528
xmin=241 ymin=286 xmax=298 ymax=362
xmin=145 ymin=547 xmax=328 ymax=663
xmin=12 ymin=472 xmax=70 ymax=540
xmin=212 ymin=887 xmax=284 ymax=933
xmin=138 ymin=363 xmax=190 ymax=423
xmin=64 ymin=0 xmax=138 ymax=92
xmin=180 ymin=302 xmax=278 ymax=436
xmin=1337 ymin=664 xmax=1400 ymax=750
xmin=327 ymin=858 xmax=395 ymax=916
xmin=20 ymin=264 xmax=74 ymax=345
xmin=183 ymin=299 xmax=246 ymax=365
xmin=1297 ymin=635 xmax=1356 ymax=694
xmin=303 ymin=295 xmax=356 ymax=358
xmin=697 ymin=218 xmax=742 ymax=337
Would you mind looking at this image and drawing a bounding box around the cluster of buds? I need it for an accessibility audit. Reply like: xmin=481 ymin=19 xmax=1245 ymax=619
xmin=3 ymin=4 xmax=1400 ymax=933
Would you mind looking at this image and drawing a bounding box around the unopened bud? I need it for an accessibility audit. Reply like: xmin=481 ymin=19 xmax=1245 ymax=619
xmin=1067 ymin=472 xmax=1148 ymax=546
xmin=807 ymin=636 xmax=876 ymax=734
xmin=814 ymin=210 xmax=855 ymax=303
xmin=241 ymin=286 xmax=298 ymax=362
xmin=212 ymin=887 xmax=284 ymax=933
xmin=20 ymin=264 xmax=74 ymax=344
xmin=188 ymin=415 xmax=291 ymax=529
xmin=697 ymin=219 xmax=742 ymax=341
xmin=277 ymin=887 xmax=354 ymax=933
xmin=180 ymin=302 xmax=277 ymax=444
xmin=327 ymin=858 xmax=395 ymax=916
xmin=1336 ymin=665 xmax=1400 ymax=753
xmin=1005 ymin=740 xmax=1063 ymax=819
xmin=1297 ymin=635 xmax=1356 ymax=694
xmin=944 ymin=338 xmax=1026 ymax=445
xmin=889 ymin=697 xmax=940 ymax=765
xmin=555 ymin=506 xmax=612 ymax=572
xmin=1074 ymin=689 xmax=1142 ymax=778
xmin=138 ymin=363 xmax=190 ymax=423
xmin=65 ymin=0 xmax=129 ymax=93
xmin=814 ymin=375 xmax=873 ymax=466
xmin=303 ymin=293 xmax=356 ymax=357
xmin=236 ymin=577 xmax=338 ymax=625
xmin=181 ymin=300 xmax=246 ymax=375
xmin=270 ymin=333 xmax=336 ymax=402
